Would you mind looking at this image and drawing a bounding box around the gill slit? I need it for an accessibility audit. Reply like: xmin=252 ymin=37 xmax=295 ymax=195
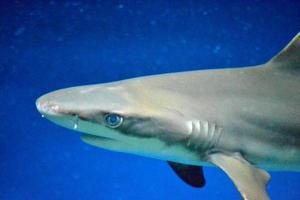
xmin=187 ymin=120 xmax=223 ymax=152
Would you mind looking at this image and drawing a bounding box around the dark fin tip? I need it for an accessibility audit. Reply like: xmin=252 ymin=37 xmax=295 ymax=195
xmin=168 ymin=161 xmax=206 ymax=188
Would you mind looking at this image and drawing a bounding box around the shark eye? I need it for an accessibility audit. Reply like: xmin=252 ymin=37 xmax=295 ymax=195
xmin=104 ymin=114 xmax=123 ymax=128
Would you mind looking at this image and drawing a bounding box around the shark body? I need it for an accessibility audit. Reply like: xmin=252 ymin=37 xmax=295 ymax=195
xmin=36 ymin=33 xmax=300 ymax=200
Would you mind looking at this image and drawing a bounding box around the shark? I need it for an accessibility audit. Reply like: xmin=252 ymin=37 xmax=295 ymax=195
xmin=36 ymin=33 xmax=300 ymax=200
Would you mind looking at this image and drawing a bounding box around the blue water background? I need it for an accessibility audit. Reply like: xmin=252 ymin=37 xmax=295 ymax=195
xmin=1 ymin=1 xmax=300 ymax=199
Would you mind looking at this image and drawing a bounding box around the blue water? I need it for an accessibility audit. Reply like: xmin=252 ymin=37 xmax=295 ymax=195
xmin=1 ymin=1 xmax=300 ymax=199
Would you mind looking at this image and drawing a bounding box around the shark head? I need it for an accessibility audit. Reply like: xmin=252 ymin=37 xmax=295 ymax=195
xmin=36 ymin=80 xmax=201 ymax=163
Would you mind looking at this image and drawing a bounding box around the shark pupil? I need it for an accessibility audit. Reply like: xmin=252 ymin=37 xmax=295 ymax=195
xmin=105 ymin=114 xmax=123 ymax=128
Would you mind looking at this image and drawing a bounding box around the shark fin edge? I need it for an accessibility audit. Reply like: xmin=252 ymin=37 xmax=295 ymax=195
xmin=168 ymin=161 xmax=205 ymax=188
xmin=208 ymin=153 xmax=270 ymax=200
xmin=267 ymin=32 xmax=300 ymax=71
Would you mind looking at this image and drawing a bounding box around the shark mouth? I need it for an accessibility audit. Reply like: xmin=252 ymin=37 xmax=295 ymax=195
xmin=81 ymin=134 xmax=116 ymax=141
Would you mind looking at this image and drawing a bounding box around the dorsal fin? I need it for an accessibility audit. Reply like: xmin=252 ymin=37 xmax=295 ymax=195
xmin=267 ymin=32 xmax=300 ymax=71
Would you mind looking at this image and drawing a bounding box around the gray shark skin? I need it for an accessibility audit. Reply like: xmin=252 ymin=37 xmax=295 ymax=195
xmin=36 ymin=33 xmax=300 ymax=200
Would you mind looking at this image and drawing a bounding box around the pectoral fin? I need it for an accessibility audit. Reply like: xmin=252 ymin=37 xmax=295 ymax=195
xmin=168 ymin=161 xmax=205 ymax=188
xmin=208 ymin=153 xmax=270 ymax=200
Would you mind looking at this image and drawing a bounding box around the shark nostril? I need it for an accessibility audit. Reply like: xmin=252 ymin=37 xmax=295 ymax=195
xmin=50 ymin=104 xmax=60 ymax=112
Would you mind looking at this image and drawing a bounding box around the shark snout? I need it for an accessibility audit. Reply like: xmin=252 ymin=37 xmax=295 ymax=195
xmin=36 ymin=87 xmax=80 ymax=116
xmin=36 ymin=84 xmax=131 ymax=125
xmin=36 ymin=97 xmax=62 ymax=116
xmin=36 ymin=88 xmax=71 ymax=116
